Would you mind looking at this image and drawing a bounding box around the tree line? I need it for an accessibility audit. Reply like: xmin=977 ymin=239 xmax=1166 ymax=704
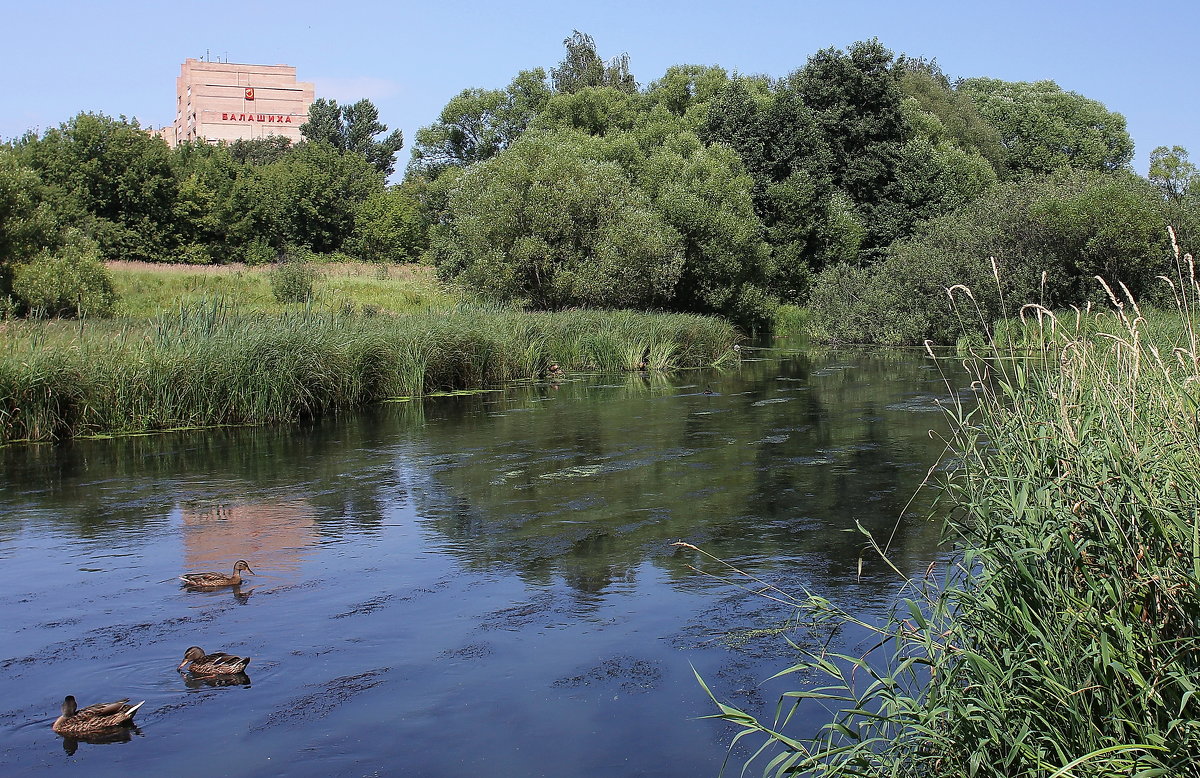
xmin=3 ymin=32 xmax=1199 ymax=341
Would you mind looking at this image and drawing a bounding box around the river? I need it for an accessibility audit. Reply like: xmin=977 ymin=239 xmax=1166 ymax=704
xmin=0 ymin=343 xmax=963 ymax=776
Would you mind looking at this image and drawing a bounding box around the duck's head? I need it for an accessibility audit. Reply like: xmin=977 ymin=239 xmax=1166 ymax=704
xmin=61 ymin=696 xmax=78 ymax=716
xmin=178 ymin=646 xmax=206 ymax=669
xmin=233 ymin=560 xmax=255 ymax=575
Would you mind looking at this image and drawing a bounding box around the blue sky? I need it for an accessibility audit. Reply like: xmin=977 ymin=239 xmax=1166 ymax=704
xmin=2 ymin=0 xmax=1195 ymax=176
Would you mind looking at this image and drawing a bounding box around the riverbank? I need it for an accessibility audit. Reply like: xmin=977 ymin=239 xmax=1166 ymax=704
xmin=713 ymin=296 xmax=1200 ymax=775
xmin=0 ymin=304 xmax=736 ymax=444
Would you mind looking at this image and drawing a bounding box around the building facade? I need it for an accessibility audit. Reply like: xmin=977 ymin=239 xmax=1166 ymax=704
xmin=168 ymin=58 xmax=314 ymax=147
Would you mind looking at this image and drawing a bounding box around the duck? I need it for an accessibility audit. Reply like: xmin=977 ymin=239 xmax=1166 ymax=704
xmin=52 ymin=695 xmax=144 ymax=737
xmin=177 ymin=646 xmax=251 ymax=675
xmin=180 ymin=560 xmax=254 ymax=588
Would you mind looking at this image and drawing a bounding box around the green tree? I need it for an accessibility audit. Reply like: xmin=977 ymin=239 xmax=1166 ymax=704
xmin=16 ymin=112 xmax=180 ymax=262
xmin=1149 ymin=145 xmax=1198 ymax=202
xmin=345 ymin=188 xmax=428 ymax=263
xmin=645 ymin=64 xmax=730 ymax=128
xmin=432 ymin=130 xmax=683 ymax=309
xmin=809 ymin=170 xmax=1169 ymax=345
xmin=410 ymin=70 xmax=552 ymax=175
xmin=222 ymin=141 xmax=384 ymax=255
xmin=0 ymin=149 xmax=57 ymax=293
xmin=790 ymin=39 xmax=912 ymax=250
xmin=624 ymin=126 xmax=775 ymax=323
xmin=301 ymin=98 xmax=405 ymax=177
xmin=898 ymin=61 xmax=1006 ymax=173
xmin=531 ymin=87 xmax=644 ymax=136
xmin=228 ymin=135 xmax=293 ymax=166
xmin=701 ymin=75 xmax=849 ymax=297
xmin=959 ymin=78 xmax=1133 ymax=176
xmin=550 ymin=31 xmax=637 ymax=94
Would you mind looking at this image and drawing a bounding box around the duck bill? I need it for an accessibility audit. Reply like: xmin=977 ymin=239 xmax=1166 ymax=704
xmin=177 ymin=660 xmax=190 ymax=670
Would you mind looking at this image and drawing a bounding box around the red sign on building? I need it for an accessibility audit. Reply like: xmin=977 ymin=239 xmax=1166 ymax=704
xmin=245 ymin=87 xmax=255 ymax=101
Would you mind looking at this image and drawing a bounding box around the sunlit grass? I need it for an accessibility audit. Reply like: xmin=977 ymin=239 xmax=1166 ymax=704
xmin=0 ymin=303 xmax=737 ymax=443
xmin=107 ymin=261 xmax=454 ymax=318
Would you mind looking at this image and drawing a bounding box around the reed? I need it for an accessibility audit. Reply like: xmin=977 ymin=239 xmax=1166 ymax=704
xmin=706 ymin=238 xmax=1200 ymax=776
xmin=0 ymin=304 xmax=736 ymax=444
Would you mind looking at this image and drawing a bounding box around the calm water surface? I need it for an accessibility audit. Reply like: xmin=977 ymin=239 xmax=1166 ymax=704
xmin=0 ymin=344 xmax=963 ymax=777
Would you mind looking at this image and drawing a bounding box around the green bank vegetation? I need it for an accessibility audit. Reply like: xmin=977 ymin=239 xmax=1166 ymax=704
xmin=0 ymin=304 xmax=735 ymax=444
xmin=2 ymin=27 xmax=1199 ymax=774
xmin=704 ymin=248 xmax=1200 ymax=775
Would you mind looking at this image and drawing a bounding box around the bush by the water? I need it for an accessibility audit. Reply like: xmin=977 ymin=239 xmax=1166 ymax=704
xmin=11 ymin=236 xmax=117 ymax=318
xmin=0 ymin=304 xmax=736 ymax=443
xmin=807 ymin=169 xmax=1174 ymax=344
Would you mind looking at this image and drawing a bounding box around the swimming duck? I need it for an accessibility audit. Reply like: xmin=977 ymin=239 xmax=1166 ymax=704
xmin=180 ymin=560 xmax=254 ymax=588
xmin=178 ymin=646 xmax=251 ymax=675
xmin=52 ymin=696 xmax=144 ymax=737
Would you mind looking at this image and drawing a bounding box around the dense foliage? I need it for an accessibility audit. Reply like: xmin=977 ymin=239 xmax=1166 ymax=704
xmin=809 ymin=169 xmax=1173 ymax=344
xmin=410 ymin=34 xmax=1191 ymax=333
xmin=1 ymin=99 xmax=416 ymax=316
xmin=3 ymin=33 xmax=1198 ymax=337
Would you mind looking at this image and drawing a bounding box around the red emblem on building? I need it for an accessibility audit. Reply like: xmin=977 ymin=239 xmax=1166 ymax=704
xmin=245 ymin=87 xmax=255 ymax=101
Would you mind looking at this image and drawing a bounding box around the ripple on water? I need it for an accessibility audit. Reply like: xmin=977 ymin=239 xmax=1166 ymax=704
xmin=552 ymin=656 xmax=663 ymax=694
xmin=751 ymin=397 xmax=792 ymax=406
xmin=255 ymin=668 xmax=390 ymax=730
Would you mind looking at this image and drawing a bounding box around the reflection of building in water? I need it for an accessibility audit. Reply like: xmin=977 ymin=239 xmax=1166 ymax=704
xmin=181 ymin=501 xmax=317 ymax=575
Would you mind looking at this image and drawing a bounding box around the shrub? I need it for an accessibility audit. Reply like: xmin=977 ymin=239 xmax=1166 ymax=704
xmin=243 ymin=238 xmax=277 ymax=266
xmin=772 ymin=304 xmax=808 ymax=337
xmin=269 ymin=258 xmax=317 ymax=303
xmin=11 ymin=236 xmax=117 ymax=318
xmin=808 ymin=169 xmax=1171 ymax=345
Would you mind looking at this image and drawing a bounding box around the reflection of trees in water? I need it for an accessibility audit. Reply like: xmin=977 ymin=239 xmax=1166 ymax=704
xmin=0 ymin=349 xmax=959 ymax=606
xmin=410 ymin=350 xmax=959 ymax=600
xmin=0 ymin=402 xmax=429 ymax=540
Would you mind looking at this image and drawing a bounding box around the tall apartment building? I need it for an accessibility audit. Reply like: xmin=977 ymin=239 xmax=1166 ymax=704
xmin=168 ymin=58 xmax=314 ymax=147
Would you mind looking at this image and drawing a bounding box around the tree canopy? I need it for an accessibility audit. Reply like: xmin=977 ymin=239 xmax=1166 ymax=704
xmin=958 ymin=78 xmax=1134 ymax=177
xmin=550 ymin=30 xmax=638 ymax=95
xmin=300 ymin=97 xmax=405 ymax=177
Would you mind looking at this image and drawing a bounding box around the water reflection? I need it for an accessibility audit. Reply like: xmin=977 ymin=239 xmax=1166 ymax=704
xmin=411 ymin=348 xmax=953 ymax=603
xmin=181 ymin=672 xmax=251 ymax=690
xmin=0 ymin=346 xmax=965 ymax=778
xmin=59 ymin=726 xmax=142 ymax=756
xmin=180 ymin=502 xmax=317 ymax=577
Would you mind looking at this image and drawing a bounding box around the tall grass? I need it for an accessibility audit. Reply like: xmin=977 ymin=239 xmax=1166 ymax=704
xmin=706 ymin=237 xmax=1200 ymax=776
xmin=0 ymin=303 xmax=736 ymax=444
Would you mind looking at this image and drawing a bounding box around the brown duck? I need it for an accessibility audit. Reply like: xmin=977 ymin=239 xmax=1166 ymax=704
xmin=52 ymin=696 xmax=144 ymax=737
xmin=178 ymin=646 xmax=251 ymax=675
xmin=180 ymin=560 xmax=254 ymax=588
